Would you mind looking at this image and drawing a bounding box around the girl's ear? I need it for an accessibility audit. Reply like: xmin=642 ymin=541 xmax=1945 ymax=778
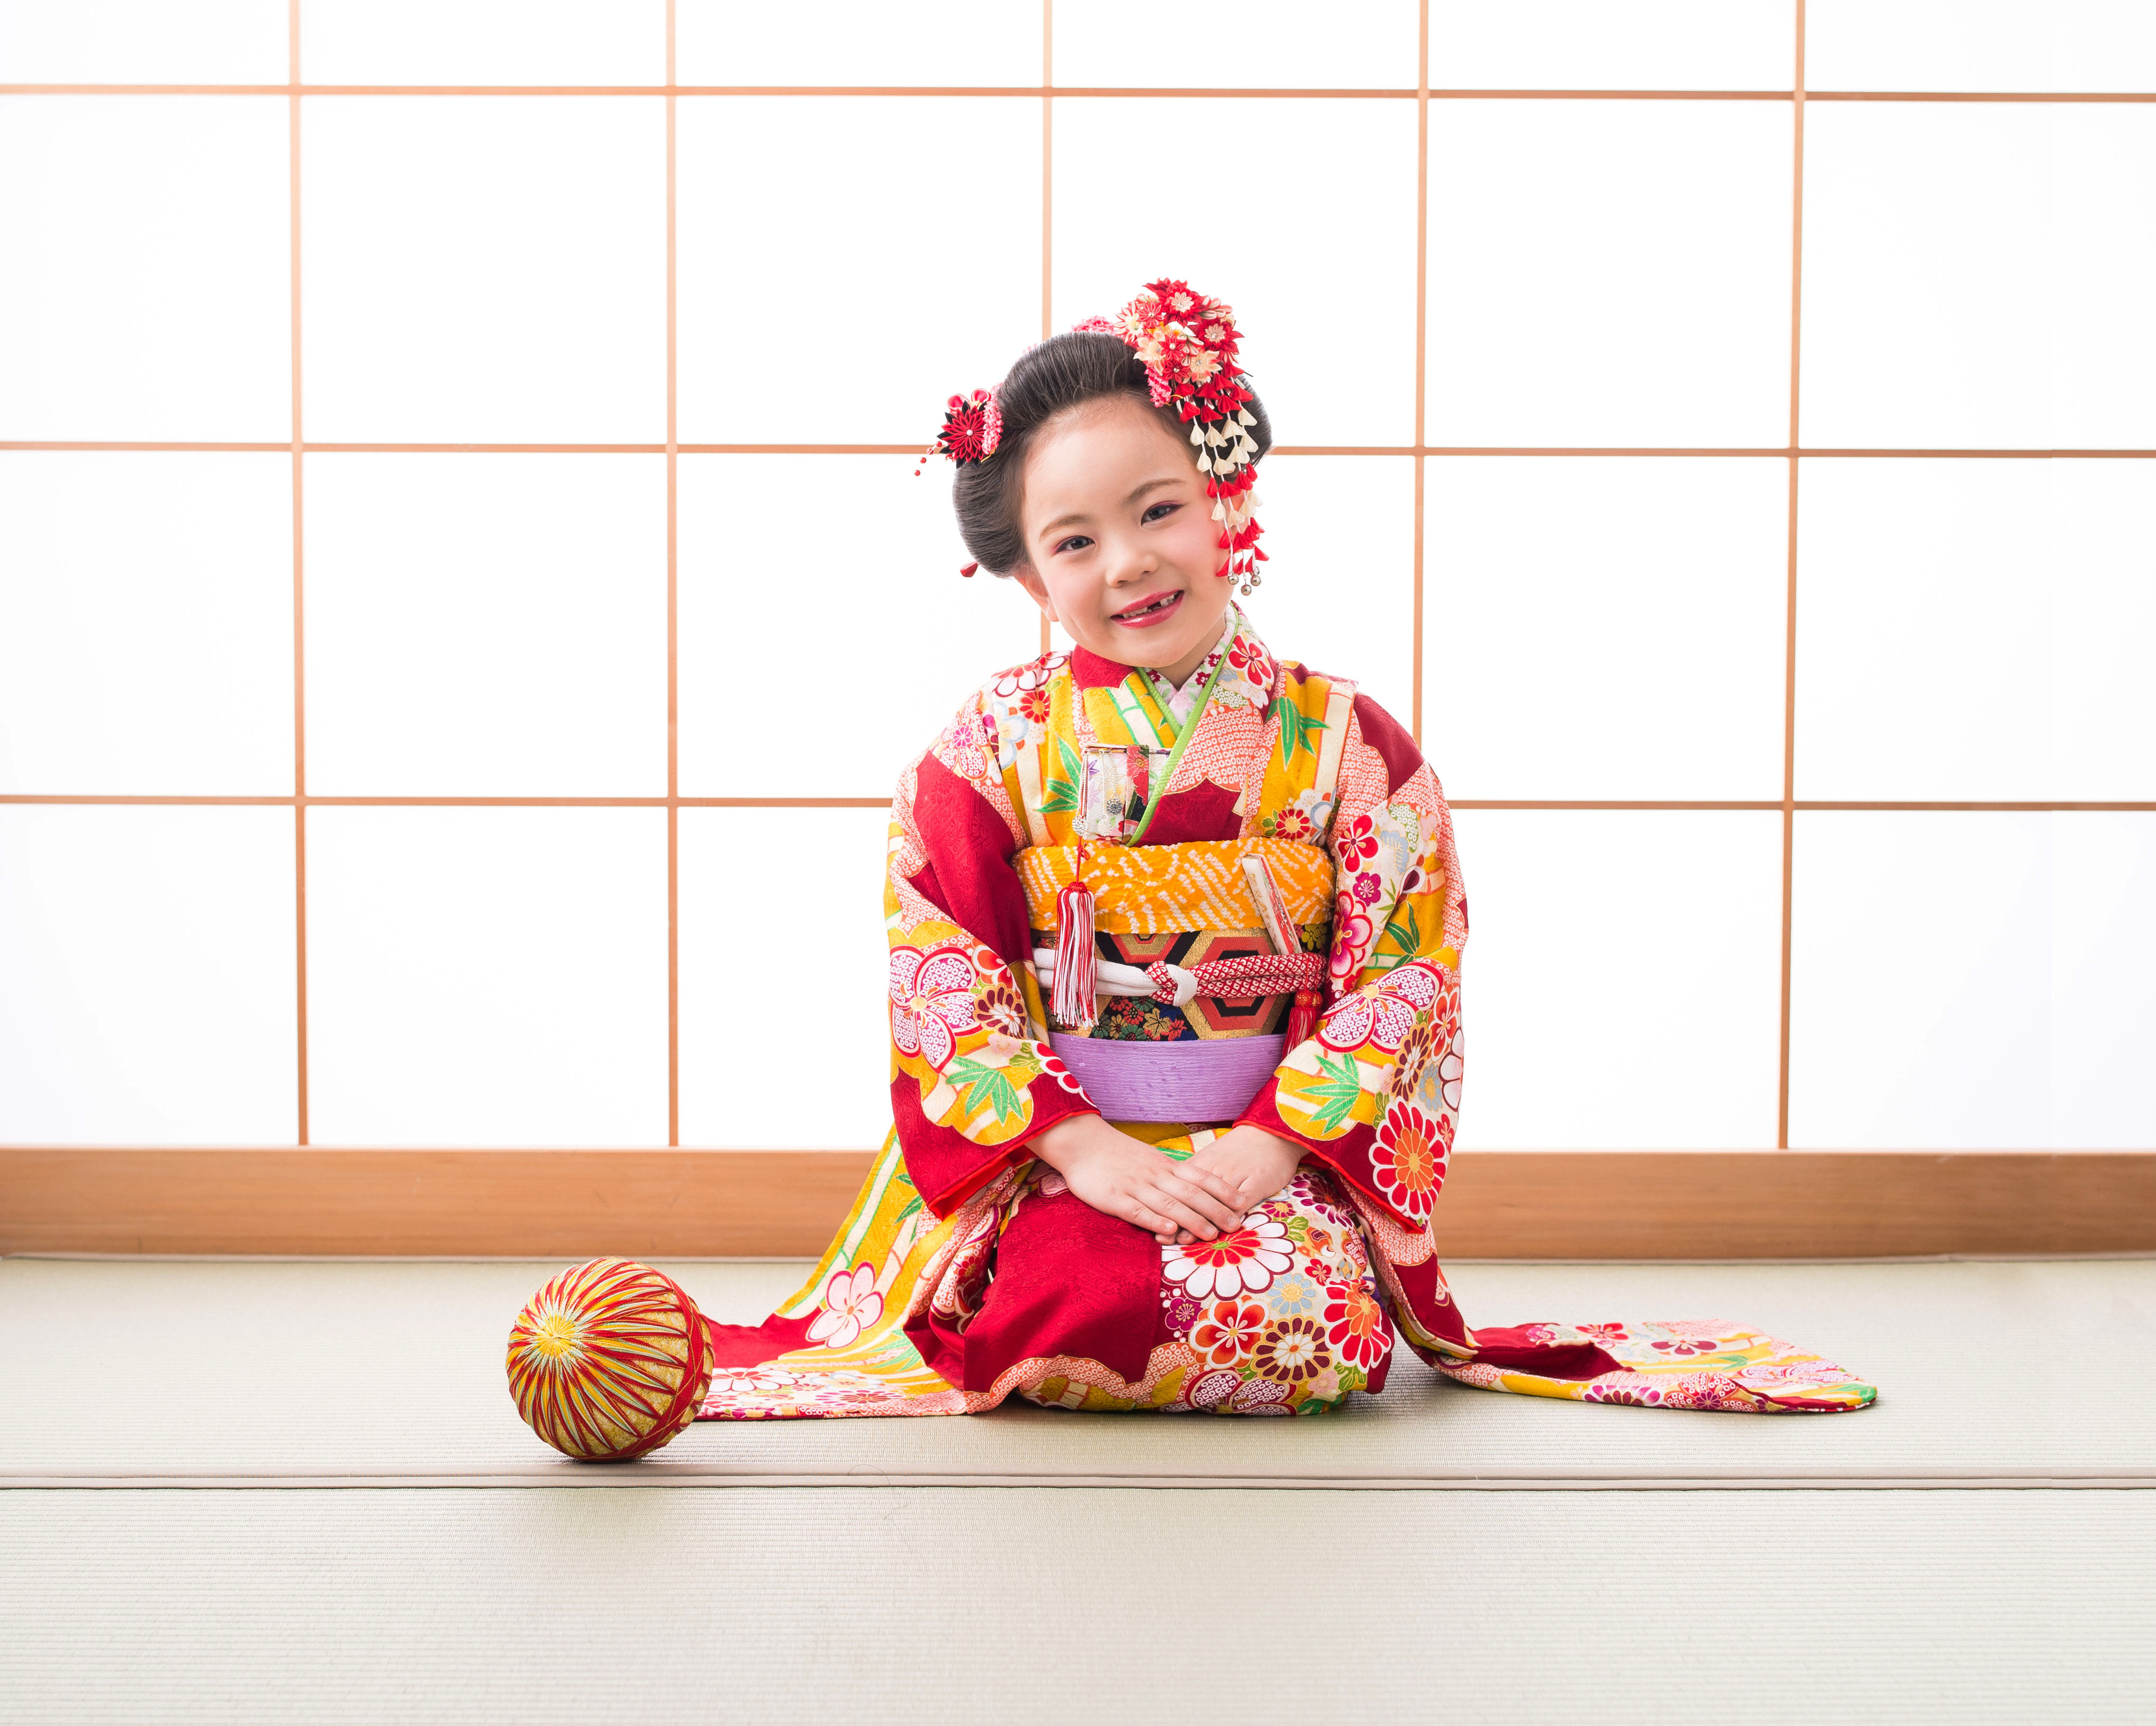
xmin=1010 ymin=564 xmax=1058 ymax=621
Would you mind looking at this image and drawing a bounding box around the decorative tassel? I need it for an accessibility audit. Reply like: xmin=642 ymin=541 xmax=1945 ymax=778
xmin=1052 ymin=844 xmax=1099 ymax=1030
xmin=1286 ymin=988 xmax=1322 ymax=1049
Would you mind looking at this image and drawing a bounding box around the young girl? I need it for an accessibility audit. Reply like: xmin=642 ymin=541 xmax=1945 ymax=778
xmin=697 ymin=282 xmax=1872 ymax=1421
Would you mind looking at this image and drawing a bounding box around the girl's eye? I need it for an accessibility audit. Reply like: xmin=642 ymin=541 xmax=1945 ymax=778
xmin=1142 ymin=501 xmax=1180 ymax=524
xmin=1053 ymin=534 xmax=1093 ymax=556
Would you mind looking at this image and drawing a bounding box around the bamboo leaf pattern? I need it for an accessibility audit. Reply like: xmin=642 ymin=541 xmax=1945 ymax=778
xmin=1269 ymin=695 xmax=1328 ymax=766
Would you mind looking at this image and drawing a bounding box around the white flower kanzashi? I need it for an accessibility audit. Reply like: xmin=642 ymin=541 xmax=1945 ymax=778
xmin=806 ymin=1263 xmax=884 ymax=1351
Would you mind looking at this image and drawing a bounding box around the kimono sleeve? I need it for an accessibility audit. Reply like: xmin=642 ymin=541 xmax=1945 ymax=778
xmin=884 ymin=691 xmax=1099 ymax=1218
xmin=1236 ymin=694 xmax=1467 ymax=1230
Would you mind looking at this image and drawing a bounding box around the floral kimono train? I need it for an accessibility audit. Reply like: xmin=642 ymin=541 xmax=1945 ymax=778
xmin=698 ymin=610 xmax=1873 ymax=1420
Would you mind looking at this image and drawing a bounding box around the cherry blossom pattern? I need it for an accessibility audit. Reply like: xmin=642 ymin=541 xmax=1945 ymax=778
xmin=1317 ymin=958 xmax=1439 ymax=1056
xmin=1161 ymin=1213 xmax=1295 ymax=1300
xmin=1323 ymin=1280 xmax=1392 ymax=1373
xmin=889 ymin=942 xmax=982 ymax=1071
xmin=805 ymin=1264 xmax=883 ymax=1350
xmin=990 ymin=654 xmax=1066 ymax=703
xmin=1334 ymin=812 xmax=1381 ymax=872
xmin=1190 ymin=1298 xmax=1268 ymax=1367
xmin=1328 ymin=892 xmax=1376 ymax=986
xmin=1224 ymin=631 xmax=1276 ymax=698
xmin=1370 ymin=1099 xmax=1448 ymax=1225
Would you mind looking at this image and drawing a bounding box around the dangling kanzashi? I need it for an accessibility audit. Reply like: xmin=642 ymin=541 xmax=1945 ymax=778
xmin=1112 ymin=279 xmax=1267 ymax=591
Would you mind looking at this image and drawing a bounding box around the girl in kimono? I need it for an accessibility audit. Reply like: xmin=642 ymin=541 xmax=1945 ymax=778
xmin=696 ymin=283 xmax=1871 ymax=1421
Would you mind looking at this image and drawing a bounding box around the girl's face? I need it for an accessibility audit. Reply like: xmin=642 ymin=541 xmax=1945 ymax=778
xmin=1009 ymin=393 xmax=1236 ymax=686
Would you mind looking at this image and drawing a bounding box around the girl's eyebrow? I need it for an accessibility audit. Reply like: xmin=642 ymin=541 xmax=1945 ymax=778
xmin=1039 ymin=474 xmax=1186 ymax=538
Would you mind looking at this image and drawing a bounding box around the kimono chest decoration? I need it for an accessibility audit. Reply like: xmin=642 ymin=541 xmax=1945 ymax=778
xmin=506 ymin=1258 xmax=713 ymax=1460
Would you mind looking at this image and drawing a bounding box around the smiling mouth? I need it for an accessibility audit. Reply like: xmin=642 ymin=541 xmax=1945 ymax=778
xmin=1111 ymin=590 xmax=1184 ymax=624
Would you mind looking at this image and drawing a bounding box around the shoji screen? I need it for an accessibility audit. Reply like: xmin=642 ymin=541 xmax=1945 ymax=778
xmin=2 ymin=2 xmax=2149 ymax=1158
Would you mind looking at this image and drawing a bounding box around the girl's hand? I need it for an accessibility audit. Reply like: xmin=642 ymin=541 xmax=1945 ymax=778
xmin=1032 ymin=1115 xmax=1245 ymax=1242
xmin=1172 ymin=1125 xmax=1305 ymax=1240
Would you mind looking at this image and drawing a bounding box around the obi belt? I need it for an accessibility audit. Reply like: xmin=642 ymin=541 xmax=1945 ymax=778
xmin=1016 ymin=835 xmax=1332 ymax=1124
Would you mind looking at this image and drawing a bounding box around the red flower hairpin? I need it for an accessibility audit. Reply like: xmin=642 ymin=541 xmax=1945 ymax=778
xmin=916 ymin=388 xmax=1003 ymax=576
xmin=917 ymin=389 xmax=1002 ymax=472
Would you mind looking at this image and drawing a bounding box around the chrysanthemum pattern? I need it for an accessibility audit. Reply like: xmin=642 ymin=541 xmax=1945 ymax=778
xmin=684 ymin=605 xmax=1871 ymax=1427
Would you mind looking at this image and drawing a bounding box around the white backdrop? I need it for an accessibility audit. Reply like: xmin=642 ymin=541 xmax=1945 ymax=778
xmin=1 ymin=1 xmax=2150 ymax=1153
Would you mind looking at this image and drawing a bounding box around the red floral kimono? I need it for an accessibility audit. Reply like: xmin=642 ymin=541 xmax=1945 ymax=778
xmin=698 ymin=610 xmax=1872 ymax=1419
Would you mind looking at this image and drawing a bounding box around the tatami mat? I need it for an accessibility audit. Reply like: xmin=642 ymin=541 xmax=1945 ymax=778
xmin=2 ymin=1487 xmax=2146 ymax=1723
xmin=5 ymin=1257 xmax=2150 ymax=1486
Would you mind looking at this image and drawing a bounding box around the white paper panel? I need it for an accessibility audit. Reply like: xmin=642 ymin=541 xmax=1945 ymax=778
xmin=1430 ymin=0 xmax=1793 ymax=91
xmin=1448 ymin=810 xmax=1783 ymax=1148
xmin=1788 ymin=812 xmax=2048 ymax=1148
xmin=1808 ymin=0 xmax=2156 ymax=95
xmin=2050 ymin=461 xmax=2156 ymax=800
xmin=1055 ymin=0 xmax=1416 ymax=88
xmin=302 ymin=96 xmax=665 ymax=442
xmin=1800 ymin=104 xmax=2045 ymax=449
xmin=0 ymin=96 xmax=289 ymax=440
xmin=1425 ymin=458 xmax=1786 ymax=799
xmin=676 ymin=98 xmax=1039 ymax=443
xmin=1055 ymin=99 xmax=1418 ymax=446
xmin=677 ymin=807 xmax=892 ymax=1148
xmin=304 ymin=455 xmax=666 ymax=796
xmin=0 ymin=0 xmax=286 ymax=81
xmin=305 ymin=808 xmax=668 ymax=1145
xmin=1233 ymin=456 xmax=1415 ymax=728
xmin=1795 ymin=458 xmax=2045 ymax=800
xmin=0 ymin=453 xmax=292 ymax=795
xmin=677 ymin=0 xmax=1037 ymax=85
xmin=2050 ymin=815 xmax=2156 ymax=1148
xmin=301 ymin=0 xmax=664 ymax=84
xmin=676 ymin=455 xmax=1040 ymax=798
xmin=0 ymin=807 xmax=296 ymax=1142
xmin=1426 ymin=101 xmax=1791 ymax=447
xmin=2049 ymin=108 xmax=2156 ymax=450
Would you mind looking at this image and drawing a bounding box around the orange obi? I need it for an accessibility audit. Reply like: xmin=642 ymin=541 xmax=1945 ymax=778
xmin=1015 ymin=837 xmax=1335 ymax=1045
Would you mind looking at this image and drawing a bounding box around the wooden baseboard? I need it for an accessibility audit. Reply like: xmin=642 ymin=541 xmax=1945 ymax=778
xmin=3 ymin=1147 xmax=2151 ymax=1259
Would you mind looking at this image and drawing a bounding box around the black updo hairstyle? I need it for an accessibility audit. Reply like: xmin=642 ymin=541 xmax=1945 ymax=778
xmin=952 ymin=329 xmax=1273 ymax=578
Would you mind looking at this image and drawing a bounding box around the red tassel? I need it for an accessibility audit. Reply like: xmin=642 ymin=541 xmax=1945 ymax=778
xmin=1052 ymin=877 xmax=1097 ymax=1030
xmin=1286 ymin=988 xmax=1322 ymax=1049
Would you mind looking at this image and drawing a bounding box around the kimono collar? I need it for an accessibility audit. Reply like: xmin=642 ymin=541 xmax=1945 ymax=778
xmin=1067 ymin=605 xmax=1274 ymax=719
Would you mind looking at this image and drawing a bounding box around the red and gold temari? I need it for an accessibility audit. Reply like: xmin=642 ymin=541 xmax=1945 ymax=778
xmin=507 ymin=1257 xmax=713 ymax=1458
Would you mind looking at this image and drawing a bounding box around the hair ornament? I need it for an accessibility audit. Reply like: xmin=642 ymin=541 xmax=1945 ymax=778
xmin=918 ymin=388 xmax=1003 ymax=576
xmin=916 ymin=388 xmax=1002 ymax=475
xmin=1110 ymin=279 xmax=1267 ymax=593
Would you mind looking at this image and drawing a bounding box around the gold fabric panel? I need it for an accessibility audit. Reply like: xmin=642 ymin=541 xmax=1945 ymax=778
xmin=1015 ymin=837 xmax=1335 ymax=936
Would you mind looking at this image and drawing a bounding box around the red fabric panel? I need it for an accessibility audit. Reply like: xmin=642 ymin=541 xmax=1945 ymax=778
xmin=1349 ymin=692 xmax=1425 ymax=799
xmin=1235 ymin=1081 xmax=1401 ymax=1222
xmin=951 ymin=1184 xmax=1166 ymax=1390
xmin=1384 ymin=1251 xmax=1475 ymax=1356
xmin=1140 ymin=779 xmax=1241 ymax=845
xmin=908 ymin=751 xmax=1034 ymax=975
xmin=1069 ymin=645 xmax=1130 ymax=690
xmin=890 ymin=1073 xmax=1090 ymax=1219
xmin=700 ymin=1311 xmax=817 ymax=1369
xmin=1469 ymin=1326 xmax=1626 ymax=1382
